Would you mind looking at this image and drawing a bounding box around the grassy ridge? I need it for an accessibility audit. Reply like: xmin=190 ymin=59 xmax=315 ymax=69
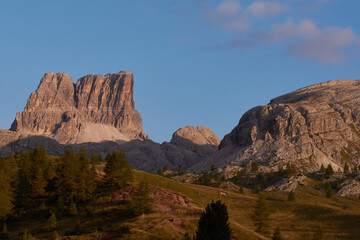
xmin=6 ymin=170 xmax=360 ymax=239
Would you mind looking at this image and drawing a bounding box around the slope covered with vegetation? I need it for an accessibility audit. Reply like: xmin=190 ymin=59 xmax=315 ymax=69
xmin=0 ymin=148 xmax=360 ymax=239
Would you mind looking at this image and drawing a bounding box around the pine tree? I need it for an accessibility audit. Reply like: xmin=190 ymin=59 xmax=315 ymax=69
xmin=131 ymin=180 xmax=153 ymax=216
xmin=287 ymin=191 xmax=296 ymax=202
xmin=195 ymin=200 xmax=232 ymax=240
xmin=0 ymin=223 xmax=9 ymax=240
xmin=320 ymin=164 xmax=325 ymax=172
xmin=285 ymin=163 xmax=298 ymax=176
xmin=48 ymin=212 xmax=57 ymax=229
xmin=325 ymin=183 xmax=333 ymax=199
xmin=75 ymin=148 xmax=96 ymax=201
xmin=15 ymin=151 xmax=33 ymax=210
xmin=312 ymin=224 xmax=324 ymax=240
xmin=157 ymin=168 xmax=164 ymax=176
xmin=0 ymin=169 xmax=13 ymax=218
xmin=57 ymin=148 xmax=95 ymax=202
xmin=272 ymin=227 xmax=282 ymax=240
xmin=251 ymin=161 xmax=259 ymax=172
xmin=254 ymin=192 xmax=270 ymax=234
xmin=325 ymin=164 xmax=334 ymax=177
xmin=31 ymin=167 xmax=47 ymax=197
xmin=50 ymin=231 xmax=59 ymax=240
xmin=183 ymin=233 xmax=192 ymax=240
xmin=343 ymin=163 xmax=350 ymax=174
xmin=104 ymin=150 xmax=133 ymax=188
xmin=69 ymin=201 xmax=78 ymax=216
xmin=211 ymin=164 xmax=217 ymax=171
xmin=55 ymin=197 xmax=65 ymax=218
xmin=22 ymin=229 xmax=34 ymax=240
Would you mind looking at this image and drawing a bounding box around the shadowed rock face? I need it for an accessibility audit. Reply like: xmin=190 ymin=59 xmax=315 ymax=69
xmin=0 ymin=125 xmax=220 ymax=173
xmin=217 ymin=80 xmax=360 ymax=172
xmin=10 ymin=71 xmax=145 ymax=144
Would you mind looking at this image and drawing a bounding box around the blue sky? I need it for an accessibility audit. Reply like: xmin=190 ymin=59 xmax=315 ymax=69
xmin=1 ymin=0 xmax=360 ymax=143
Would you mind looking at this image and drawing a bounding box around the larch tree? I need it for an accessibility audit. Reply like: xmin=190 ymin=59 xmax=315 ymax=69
xmin=254 ymin=192 xmax=270 ymax=234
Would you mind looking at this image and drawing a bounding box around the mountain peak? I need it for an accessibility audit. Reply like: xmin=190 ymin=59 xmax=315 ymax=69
xmin=10 ymin=71 xmax=145 ymax=144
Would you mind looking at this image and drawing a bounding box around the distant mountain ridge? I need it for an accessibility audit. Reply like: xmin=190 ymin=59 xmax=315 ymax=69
xmin=2 ymin=73 xmax=360 ymax=175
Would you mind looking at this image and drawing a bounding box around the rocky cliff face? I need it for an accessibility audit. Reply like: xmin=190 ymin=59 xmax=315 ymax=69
xmin=10 ymin=71 xmax=145 ymax=144
xmin=171 ymin=126 xmax=220 ymax=148
xmin=216 ymin=80 xmax=360 ymax=172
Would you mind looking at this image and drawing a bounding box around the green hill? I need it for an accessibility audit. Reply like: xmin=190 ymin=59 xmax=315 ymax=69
xmin=5 ymin=168 xmax=360 ymax=240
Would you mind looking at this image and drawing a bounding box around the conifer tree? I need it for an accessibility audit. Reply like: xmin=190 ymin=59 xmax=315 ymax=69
xmin=325 ymin=164 xmax=334 ymax=177
xmin=131 ymin=180 xmax=152 ymax=216
xmin=75 ymin=148 xmax=96 ymax=201
xmin=57 ymin=148 xmax=77 ymax=201
xmin=48 ymin=212 xmax=57 ymax=229
xmin=104 ymin=150 xmax=133 ymax=188
xmin=57 ymin=148 xmax=95 ymax=202
xmin=22 ymin=229 xmax=34 ymax=240
xmin=195 ymin=200 xmax=232 ymax=240
xmin=0 ymin=223 xmax=9 ymax=240
xmin=251 ymin=161 xmax=259 ymax=172
xmin=254 ymin=192 xmax=270 ymax=234
xmin=325 ymin=183 xmax=333 ymax=199
xmin=198 ymin=172 xmax=212 ymax=186
xmin=312 ymin=224 xmax=324 ymax=240
xmin=157 ymin=168 xmax=164 ymax=176
xmin=210 ymin=164 xmax=217 ymax=171
xmin=183 ymin=233 xmax=192 ymax=240
xmin=320 ymin=164 xmax=325 ymax=172
xmin=50 ymin=231 xmax=59 ymax=240
xmin=31 ymin=167 xmax=47 ymax=197
xmin=272 ymin=227 xmax=282 ymax=240
xmin=343 ymin=163 xmax=350 ymax=174
xmin=15 ymin=151 xmax=33 ymax=210
xmin=69 ymin=201 xmax=78 ymax=216
xmin=0 ymin=169 xmax=13 ymax=218
xmin=55 ymin=197 xmax=65 ymax=218
xmin=287 ymin=191 xmax=296 ymax=202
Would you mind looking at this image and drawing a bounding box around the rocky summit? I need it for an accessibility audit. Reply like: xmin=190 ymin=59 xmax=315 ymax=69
xmin=213 ymin=80 xmax=360 ymax=173
xmin=9 ymin=71 xmax=146 ymax=144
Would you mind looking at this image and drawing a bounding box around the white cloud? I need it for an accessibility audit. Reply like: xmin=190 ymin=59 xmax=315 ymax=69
xmin=245 ymin=1 xmax=289 ymax=17
xmin=254 ymin=20 xmax=359 ymax=63
xmin=204 ymin=0 xmax=289 ymax=33
xmin=202 ymin=0 xmax=359 ymax=63
xmin=212 ymin=0 xmax=241 ymax=18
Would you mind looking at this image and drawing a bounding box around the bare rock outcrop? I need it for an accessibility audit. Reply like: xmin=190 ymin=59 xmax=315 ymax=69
xmin=10 ymin=71 xmax=145 ymax=144
xmin=336 ymin=179 xmax=360 ymax=197
xmin=191 ymin=80 xmax=360 ymax=173
xmin=171 ymin=126 xmax=220 ymax=147
xmin=265 ymin=176 xmax=309 ymax=192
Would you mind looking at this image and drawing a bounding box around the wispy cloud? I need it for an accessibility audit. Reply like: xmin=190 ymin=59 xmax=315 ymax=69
xmin=245 ymin=1 xmax=289 ymax=17
xmin=251 ymin=20 xmax=360 ymax=63
xmin=204 ymin=0 xmax=289 ymax=33
xmin=201 ymin=0 xmax=359 ymax=63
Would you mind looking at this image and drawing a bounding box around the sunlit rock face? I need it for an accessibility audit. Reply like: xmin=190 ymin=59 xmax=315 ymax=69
xmin=10 ymin=71 xmax=146 ymax=144
xmin=191 ymin=80 xmax=360 ymax=173
xmin=219 ymin=80 xmax=360 ymax=172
